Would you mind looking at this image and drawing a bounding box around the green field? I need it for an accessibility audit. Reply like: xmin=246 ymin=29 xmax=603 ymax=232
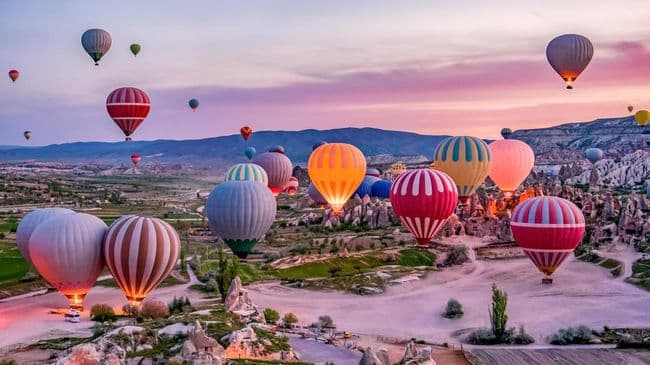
xmin=0 ymin=241 xmax=29 ymax=286
xmin=627 ymin=259 xmax=650 ymax=291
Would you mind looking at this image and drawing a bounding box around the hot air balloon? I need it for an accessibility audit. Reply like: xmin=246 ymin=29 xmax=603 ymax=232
xmin=433 ymin=136 xmax=491 ymax=204
xmin=353 ymin=178 xmax=374 ymax=199
xmin=29 ymin=213 xmax=107 ymax=308
xmin=130 ymin=43 xmax=141 ymax=56
xmin=628 ymin=106 xmax=634 ymax=113
xmin=270 ymin=145 xmax=285 ymax=154
xmin=252 ymin=147 xmax=292 ymax=196
xmin=585 ymin=148 xmax=603 ymax=164
xmin=205 ymin=181 xmax=277 ymax=258
xmin=488 ymin=140 xmax=535 ymax=197
xmin=389 ymin=163 xmax=406 ymax=179
xmin=308 ymin=143 xmax=366 ymax=214
xmin=283 ymin=177 xmax=299 ymax=196
xmin=635 ymin=110 xmax=649 ymax=127
xmin=500 ymin=128 xmax=512 ymax=140
xmin=106 ymin=87 xmax=150 ymax=141
xmin=104 ymin=215 xmax=180 ymax=305
xmin=511 ymin=197 xmax=585 ymax=283
xmin=308 ymin=183 xmax=328 ymax=206
xmin=23 ymin=131 xmax=32 ymax=140
xmin=224 ymin=163 xmax=269 ymax=186
xmin=131 ymin=153 xmax=141 ymax=166
xmin=8 ymin=69 xmax=19 ymax=83
xmin=81 ymin=28 xmax=112 ymax=66
xmin=245 ymin=147 xmax=256 ymax=160
xmin=312 ymin=141 xmax=327 ymax=151
xmin=16 ymin=208 xmax=74 ymax=265
xmin=188 ymin=98 xmax=199 ymax=111
xmin=371 ymin=179 xmax=392 ymax=199
xmin=366 ymin=168 xmax=381 ymax=177
xmin=546 ymin=34 xmax=593 ymax=89
xmin=390 ymin=169 xmax=458 ymax=245
xmin=240 ymin=126 xmax=253 ymax=141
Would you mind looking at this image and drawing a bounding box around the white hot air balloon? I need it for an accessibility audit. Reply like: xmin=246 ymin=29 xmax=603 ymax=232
xmin=16 ymin=208 xmax=75 ymax=265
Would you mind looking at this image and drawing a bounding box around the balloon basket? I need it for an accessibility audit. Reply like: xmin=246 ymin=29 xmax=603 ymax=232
xmin=542 ymin=278 xmax=553 ymax=285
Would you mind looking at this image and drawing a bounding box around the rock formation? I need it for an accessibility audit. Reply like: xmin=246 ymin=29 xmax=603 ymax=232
xmin=224 ymin=277 xmax=264 ymax=322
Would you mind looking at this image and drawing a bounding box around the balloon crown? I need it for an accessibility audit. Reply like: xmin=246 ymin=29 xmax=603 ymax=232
xmin=269 ymin=145 xmax=285 ymax=154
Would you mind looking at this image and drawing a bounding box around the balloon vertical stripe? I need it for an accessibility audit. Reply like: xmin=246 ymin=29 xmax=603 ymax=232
xmin=433 ymin=136 xmax=491 ymax=201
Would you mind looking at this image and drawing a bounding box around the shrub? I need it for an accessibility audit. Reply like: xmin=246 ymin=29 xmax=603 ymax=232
xmin=205 ymin=278 xmax=219 ymax=292
xmin=282 ymin=312 xmax=298 ymax=328
xmin=168 ymin=296 xmax=192 ymax=314
xmin=443 ymin=298 xmax=464 ymax=319
xmin=355 ymin=244 xmax=364 ymax=252
xmin=317 ymin=315 xmax=334 ymax=328
xmin=444 ymin=245 xmax=470 ymax=266
xmin=550 ymin=325 xmax=595 ymax=345
xmin=141 ymin=300 xmax=170 ymax=319
xmin=468 ymin=328 xmax=498 ymax=345
xmin=90 ymin=304 xmax=116 ymax=322
xmin=264 ymin=308 xmax=280 ymax=324
xmin=122 ymin=303 xmax=140 ymax=317
xmin=328 ymin=266 xmax=342 ymax=277
xmin=510 ymin=325 xmax=535 ymax=345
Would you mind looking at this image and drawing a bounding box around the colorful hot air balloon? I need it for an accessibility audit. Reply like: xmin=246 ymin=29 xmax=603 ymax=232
xmin=106 ymin=87 xmax=151 ymax=141
xmin=23 ymin=131 xmax=32 ymax=140
xmin=224 ymin=163 xmax=269 ymax=186
xmin=308 ymin=183 xmax=328 ymax=206
xmin=371 ymin=179 xmax=392 ymax=199
xmin=81 ymin=28 xmax=112 ymax=66
xmin=628 ymin=105 xmax=634 ymax=113
xmin=188 ymin=98 xmax=199 ymax=111
xmin=283 ymin=177 xmax=299 ymax=196
xmin=390 ymin=169 xmax=458 ymax=245
xmin=308 ymin=143 xmax=366 ymax=214
xmin=131 ymin=153 xmax=141 ymax=166
xmin=635 ymin=110 xmax=649 ymax=127
xmin=104 ymin=215 xmax=180 ymax=305
xmin=29 ymin=213 xmax=107 ymax=307
xmin=130 ymin=43 xmax=141 ymax=56
xmin=240 ymin=126 xmax=253 ymax=141
xmin=433 ymin=136 xmax=491 ymax=204
xmin=205 ymin=181 xmax=277 ymax=258
xmin=389 ymin=163 xmax=406 ymax=179
xmin=546 ymin=34 xmax=593 ymax=89
xmin=353 ymin=178 xmax=374 ymax=199
xmin=252 ymin=148 xmax=292 ymax=196
xmin=16 ymin=208 xmax=74 ymax=265
xmin=312 ymin=141 xmax=327 ymax=151
xmin=585 ymin=148 xmax=603 ymax=163
xmin=245 ymin=147 xmax=256 ymax=160
xmin=500 ymin=128 xmax=512 ymax=140
xmin=8 ymin=69 xmax=19 ymax=83
xmin=488 ymin=140 xmax=535 ymax=197
xmin=366 ymin=168 xmax=381 ymax=177
xmin=511 ymin=197 xmax=585 ymax=283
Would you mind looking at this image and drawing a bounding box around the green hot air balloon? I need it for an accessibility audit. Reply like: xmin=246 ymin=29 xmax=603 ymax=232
xmin=205 ymin=181 xmax=277 ymax=258
xmin=130 ymin=43 xmax=141 ymax=56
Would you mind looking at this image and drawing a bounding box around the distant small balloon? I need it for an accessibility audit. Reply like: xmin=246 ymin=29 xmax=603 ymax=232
xmin=130 ymin=43 xmax=141 ymax=56
xmin=8 ymin=69 xmax=19 ymax=83
xmin=585 ymin=148 xmax=603 ymax=164
xmin=500 ymin=128 xmax=512 ymax=139
xmin=628 ymin=105 xmax=634 ymax=113
xmin=635 ymin=110 xmax=649 ymax=127
xmin=188 ymin=98 xmax=199 ymax=111
xmin=546 ymin=34 xmax=593 ymax=89
xmin=81 ymin=28 xmax=112 ymax=66
xmin=269 ymin=145 xmax=285 ymax=154
xmin=240 ymin=126 xmax=253 ymax=141
xmin=24 ymin=131 xmax=32 ymax=140
xmin=245 ymin=147 xmax=256 ymax=160
xmin=131 ymin=153 xmax=141 ymax=166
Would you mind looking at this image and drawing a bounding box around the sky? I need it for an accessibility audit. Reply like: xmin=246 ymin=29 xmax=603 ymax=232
xmin=1 ymin=0 xmax=650 ymax=145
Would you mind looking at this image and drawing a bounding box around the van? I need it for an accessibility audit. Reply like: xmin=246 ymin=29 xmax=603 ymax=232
xmin=65 ymin=309 xmax=81 ymax=323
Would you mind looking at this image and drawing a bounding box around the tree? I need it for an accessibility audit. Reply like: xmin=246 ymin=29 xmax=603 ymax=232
xmin=215 ymin=246 xmax=240 ymax=301
xmin=141 ymin=300 xmax=170 ymax=319
xmin=90 ymin=304 xmax=116 ymax=322
xmin=264 ymin=308 xmax=280 ymax=324
xmin=489 ymin=283 xmax=508 ymax=338
xmin=318 ymin=315 xmax=334 ymax=328
xmin=282 ymin=312 xmax=298 ymax=328
xmin=443 ymin=298 xmax=464 ymax=319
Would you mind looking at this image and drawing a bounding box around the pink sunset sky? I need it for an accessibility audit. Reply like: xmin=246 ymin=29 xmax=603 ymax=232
xmin=1 ymin=1 xmax=650 ymax=145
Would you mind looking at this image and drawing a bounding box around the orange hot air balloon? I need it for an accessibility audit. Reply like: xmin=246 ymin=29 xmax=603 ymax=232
xmin=488 ymin=139 xmax=535 ymax=198
xmin=308 ymin=143 xmax=366 ymax=214
xmin=240 ymin=126 xmax=253 ymax=141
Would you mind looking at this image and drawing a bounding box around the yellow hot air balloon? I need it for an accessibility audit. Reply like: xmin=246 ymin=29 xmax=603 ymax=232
xmin=635 ymin=110 xmax=649 ymax=127
xmin=488 ymin=140 xmax=535 ymax=198
xmin=389 ymin=163 xmax=406 ymax=179
xmin=433 ymin=136 xmax=491 ymax=204
xmin=308 ymin=143 xmax=366 ymax=214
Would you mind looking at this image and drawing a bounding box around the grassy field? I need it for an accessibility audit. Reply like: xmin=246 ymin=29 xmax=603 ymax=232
xmin=0 ymin=241 xmax=29 ymax=286
xmin=627 ymin=259 xmax=650 ymax=291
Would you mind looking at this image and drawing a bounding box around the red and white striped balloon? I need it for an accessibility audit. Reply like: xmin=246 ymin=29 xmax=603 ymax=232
xmin=106 ymin=87 xmax=150 ymax=141
xmin=104 ymin=215 xmax=180 ymax=304
xmin=511 ymin=196 xmax=585 ymax=277
xmin=390 ymin=169 xmax=458 ymax=245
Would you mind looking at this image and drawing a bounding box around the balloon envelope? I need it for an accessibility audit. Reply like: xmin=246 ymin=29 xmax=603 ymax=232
xmin=390 ymin=169 xmax=458 ymax=245
xmin=29 ymin=213 xmax=107 ymax=307
xmin=240 ymin=126 xmax=253 ymax=140
xmin=511 ymin=197 xmax=585 ymax=277
xmin=23 ymin=131 xmax=32 ymax=140
xmin=252 ymin=151 xmax=292 ymax=196
xmin=389 ymin=163 xmax=406 ymax=179
xmin=284 ymin=176 xmax=299 ymax=195
xmin=433 ymin=136 xmax=491 ymax=203
xmin=16 ymin=208 xmax=75 ymax=265
xmin=488 ymin=140 xmax=535 ymax=196
xmin=628 ymin=106 xmax=634 ymax=113
xmin=371 ymin=179 xmax=392 ymax=199
xmin=130 ymin=43 xmax=141 ymax=56
xmin=188 ymin=98 xmax=199 ymax=111
xmin=308 ymin=183 xmax=328 ymax=205
xmin=500 ymin=128 xmax=512 ymax=140
xmin=635 ymin=110 xmax=649 ymax=127
xmin=106 ymin=87 xmax=151 ymax=140
xmin=81 ymin=28 xmax=112 ymax=65
xmin=104 ymin=215 xmax=180 ymax=304
xmin=224 ymin=163 xmax=269 ymax=186
xmin=131 ymin=153 xmax=141 ymax=166
xmin=8 ymin=69 xmax=19 ymax=82
xmin=245 ymin=147 xmax=256 ymax=160
xmin=366 ymin=168 xmax=381 ymax=177
xmin=205 ymin=181 xmax=277 ymax=258
xmin=585 ymin=148 xmax=603 ymax=163
xmin=546 ymin=34 xmax=593 ymax=89
xmin=308 ymin=143 xmax=366 ymax=214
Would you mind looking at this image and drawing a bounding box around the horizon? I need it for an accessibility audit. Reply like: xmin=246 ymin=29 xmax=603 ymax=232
xmin=1 ymin=1 xmax=650 ymax=145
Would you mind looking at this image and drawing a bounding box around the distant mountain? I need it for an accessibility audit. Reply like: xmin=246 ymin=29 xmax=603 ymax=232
xmin=0 ymin=128 xmax=449 ymax=168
